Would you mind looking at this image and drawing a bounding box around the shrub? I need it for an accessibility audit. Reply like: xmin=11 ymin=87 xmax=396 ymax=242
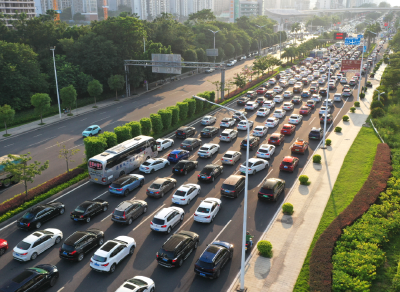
xmin=313 ymin=154 xmax=322 ymax=163
xmin=98 ymin=131 xmax=117 ymax=149
xmin=158 ymin=109 xmax=172 ymax=131
xmin=167 ymin=106 xmax=180 ymax=126
xmin=350 ymin=107 xmax=356 ymax=113
xmin=342 ymin=115 xmax=349 ymax=122
xmin=83 ymin=136 xmax=107 ymax=161
xmin=150 ymin=113 xmax=163 ymax=134
xmin=370 ymin=100 xmax=384 ymax=110
xmin=359 ymin=93 xmax=365 ymax=99
xmin=198 ymin=92 xmax=212 ymax=109
xmin=194 ymin=96 xmax=204 ymax=113
xmin=371 ymin=107 xmax=385 ymax=118
xmin=326 ymin=139 xmax=332 ymax=146
xmin=127 ymin=121 xmax=141 ymax=137
xmin=184 ymin=98 xmax=196 ymax=117
xmin=392 ymin=262 xmax=400 ymax=291
xmin=310 ymin=144 xmax=392 ymax=292
xmin=114 ymin=125 xmax=132 ymax=144
xmin=282 ymin=203 xmax=294 ymax=215
xmin=299 ymin=175 xmax=310 ymax=185
xmin=140 ymin=118 xmax=152 ymax=135
xmin=354 ymin=101 xmax=360 ymax=107
xmin=176 ymin=102 xmax=189 ymax=121
xmin=257 ymin=240 xmax=273 ymax=258
xmin=209 ymin=91 xmax=216 ymax=103
xmin=334 ymin=126 xmax=342 ymax=133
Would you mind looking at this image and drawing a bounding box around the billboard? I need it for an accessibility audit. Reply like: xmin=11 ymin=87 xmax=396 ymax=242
xmin=341 ymin=60 xmax=362 ymax=72
xmin=206 ymin=49 xmax=218 ymax=57
xmin=151 ymin=54 xmax=182 ymax=75
xmin=334 ymin=32 xmax=347 ymax=40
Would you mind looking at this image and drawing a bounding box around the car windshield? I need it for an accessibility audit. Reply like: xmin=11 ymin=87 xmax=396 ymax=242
xmin=269 ymin=136 xmax=278 ymax=140
xmin=61 ymin=243 xmax=75 ymax=252
xmin=259 ymin=148 xmax=269 ymax=153
xmin=182 ymin=139 xmax=194 ymax=144
xmin=74 ymin=205 xmax=86 ymax=213
xmin=22 ymin=212 xmax=35 ymax=220
xmin=149 ymin=183 xmax=161 ymax=189
xmin=200 ymin=147 xmax=209 ymax=151
xmin=198 ymin=260 xmax=214 ymax=270
xmin=203 ymin=128 xmax=210 ymax=132
xmin=142 ymin=162 xmax=151 ymax=166
xmin=223 ymin=154 xmax=233 ymax=158
xmin=16 ymin=241 xmax=31 ymax=250
xmin=221 ymin=184 xmax=235 ymax=190
xmin=175 ymin=162 xmax=185 ymax=168
xmin=114 ymin=210 xmax=124 ymax=216
xmin=110 ymin=183 xmax=122 ymax=188
xmin=85 ymin=128 xmax=92 ymax=131
xmin=282 ymin=161 xmax=293 ymax=166
xmin=197 ymin=207 xmax=211 ymax=213
xmin=260 ymin=187 xmax=274 ymax=194
xmin=158 ymin=248 xmax=174 ymax=259
xmin=152 ymin=218 xmax=164 ymax=225
xmin=242 ymin=162 xmax=254 ymax=167
xmin=174 ymin=190 xmax=187 ymax=197
xmin=156 ymin=142 xmax=161 ymax=145
xmin=92 ymin=255 xmax=107 ymax=262
xmin=168 ymin=154 xmax=177 ymax=158
xmin=201 ymin=168 xmax=214 ymax=175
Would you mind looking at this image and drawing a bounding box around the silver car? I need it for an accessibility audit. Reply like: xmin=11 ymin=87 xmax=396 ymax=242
xmin=221 ymin=151 xmax=241 ymax=165
xmin=219 ymin=129 xmax=238 ymax=142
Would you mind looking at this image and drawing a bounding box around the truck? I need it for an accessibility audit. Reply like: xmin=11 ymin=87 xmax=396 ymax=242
xmin=0 ymin=155 xmax=20 ymax=187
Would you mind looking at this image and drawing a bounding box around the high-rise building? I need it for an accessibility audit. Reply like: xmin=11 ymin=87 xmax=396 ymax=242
xmin=0 ymin=0 xmax=36 ymax=27
xmin=214 ymin=0 xmax=229 ymax=14
xmin=131 ymin=0 xmax=146 ymax=18
xmin=239 ymin=0 xmax=258 ymax=17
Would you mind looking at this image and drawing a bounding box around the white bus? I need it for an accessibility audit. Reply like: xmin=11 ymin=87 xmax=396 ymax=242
xmin=88 ymin=135 xmax=158 ymax=185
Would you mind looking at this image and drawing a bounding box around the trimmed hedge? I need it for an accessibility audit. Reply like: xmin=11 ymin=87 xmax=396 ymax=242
xmin=150 ymin=113 xmax=163 ymax=134
xmin=114 ymin=125 xmax=132 ymax=143
xmin=184 ymin=98 xmax=196 ymax=117
xmin=342 ymin=115 xmax=349 ymax=122
xmin=194 ymin=97 xmax=204 ymax=113
xmin=257 ymin=240 xmax=273 ymax=258
xmin=83 ymin=136 xmax=107 ymax=161
xmin=335 ymin=127 xmax=342 ymax=133
xmin=167 ymin=106 xmax=180 ymax=126
xmin=158 ymin=109 xmax=172 ymax=131
xmin=99 ymin=131 xmax=117 ymax=149
xmin=140 ymin=118 xmax=152 ymax=135
xmin=0 ymin=167 xmax=85 ymax=217
xmin=313 ymin=154 xmax=322 ymax=163
xmin=127 ymin=121 xmax=141 ymax=137
xmin=282 ymin=203 xmax=294 ymax=215
xmin=176 ymin=102 xmax=189 ymax=121
xmin=309 ymin=143 xmax=392 ymax=292
xmin=299 ymin=175 xmax=310 ymax=185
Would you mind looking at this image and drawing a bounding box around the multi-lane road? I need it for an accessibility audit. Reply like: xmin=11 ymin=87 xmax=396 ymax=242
xmin=0 ymin=66 xmax=358 ymax=292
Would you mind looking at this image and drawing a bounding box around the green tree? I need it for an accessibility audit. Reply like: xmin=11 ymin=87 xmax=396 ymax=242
xmin=188 ymin=9 xmax=216 ymax=23
xmin=233 ymin=73 xmax=246 ymax=89
xmin=30 ymin=93 xmax=51 ymax=124
xmin=57 ymin=143 xmax=80 ymax=172
xmin=1 ymin=153 xmax=49 ymax=201
xmin=183 ymin=49 xmax=197 ymax=61
xmin=87 ymin=79 xmax=103 ymax=107
xmin=378 ymin=1 xmax=390 ymax=7
xmin=0 ymin=105 xmax=15 ymax=136
xmin=224 ymin=43 xmax=235 ymax=58
xmin=60 ymin=85 xmax=77 ymax=112
xmin=108 ymin=75 xmax=125 ymax=100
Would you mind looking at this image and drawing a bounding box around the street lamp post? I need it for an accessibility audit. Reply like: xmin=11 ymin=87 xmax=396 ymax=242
xmin=208 ymin=29 xmax=219 ymax=63
xmin=375 ymin=89 xmax=385 ymax=101
xmin=363 ymin=31 xmax=377 ymax=89
xmin=322 ymin=51 xmax=333 ymax=149
xmin=192 ymin=95 xmax=250 ymax=292
xmin=255 ymin=24 xmax=266 ymax=57
xmin=50 ymin=47 xmax=62 ymax=118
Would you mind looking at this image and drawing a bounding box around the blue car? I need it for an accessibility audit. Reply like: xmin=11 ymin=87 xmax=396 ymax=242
xmin=109 ymin=174 xmax=145 ymax=196
xmin=82 ymin=125 xmax=101 ymax=137
xmin=167 ymin=149 xmax=190 ymax=163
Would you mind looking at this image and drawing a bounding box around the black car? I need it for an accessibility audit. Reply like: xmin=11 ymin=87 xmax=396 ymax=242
xmin=308 ymin=127 xmax=323 ymax=140
xmin=240 ymin=136 xmax=260 ymax=150
xmin=258 ymin=178 xmax=285 ymax=201
xmin=0 ymin=264 xmax=59 ymax=292
xmin=201 ymin=126 xmax=219 ymax=138
xmin=264 ymin=91 xmax=276 ymax=100
xmin=70 ymin=199 xmax=108 ymax=223
xmin=194 ymin=241 xmax=234 ymax=279
xmin=176 ymin=126 xmax=195 ymax=139
xmin=198 ymin=164 xmax=223 ymax=182
xmin=111 ymin=199 xmax=147 ymax=225
xmin=59 ymin=228 xmax=104 ymax=262
xmin=237 ymin=96 xmax=250 ymax=105
xmin=17 ymin=202 xmax=65 ymax=230
xmin=319 ymin=88 xmax=328 ymax=96
xmin=180 ymin=138 xmax=201 ymax=151
xmin=157 ymin=231 xmax=199 ymax=268
xmin=172 ymin=160 xmax=198 ymax=175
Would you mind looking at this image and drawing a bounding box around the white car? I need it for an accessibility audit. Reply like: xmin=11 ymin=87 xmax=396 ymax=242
xmin=150 ymin=206 xmax=184 ymax=233
xmin=319 ymin=106 xmax=331 ymax=115
xmin=139 ymin=158 xmax=170 ymax=174
xmin=265 ymin=117 xmax=279 ymax=128
xmin=256 ymin=144 xmax=276 ymax=159
xmin=201 ymin=115 xmax=216 ymax=125
xmin=252 ymin=126 xmax=268 ymax=137
xmin=288 ymin=78 xmax=296 ymax=85
xmin=245 ymin=101 xmax=259 ymax=110
xmin=294 ymin=74 xmax=302 ymax=81
xmin=319 ymin=67 xmax=326 ymax=73
xmin=256 ymin=107 xmax=270 ymax=117
xmin=283 ymin=91 xmax=293 ymax=98
xmin=240 ymin=158 xmax=269 ymax=175
xmin=197 ymin=143 xmax=220 ymax=158
xmin=321 ymin=74 xmax=328 ymax=80
xmin=282 ymin=102 xmax=294 ymax=111
xmin=220 ymin=117 xmax=236 ymax=127
xmin=220 ymin=129 xmax=238 ymax=142
xmin=334 ymin=63 xmax=340 ymax=69
xmin=90 ymin=236 xmax=136 ymax=273
xmin=263 ymin=101 xmax=275 ymax=109
xmin=172 ymin=184 xmax=201 ymax=205
xmin=237 ymin=120 xmax=254 ymax=130
xmin=273 ymin=95 xmax=284 ymax=103
xmin=221 ymin=150 xmax=241 ymax=165
xmin=288 ymin=114 xmax=303 ymax=124
xmin=115 ymin=276 xmax=155 ymax=292
xmin=156 ymin=138 xmax=174 ymax=151
xmin=311 ymin=94 xmax=322 ymax=102
xmin=340 ymin=77 xmax=347 ymax=84
xmin=300 ymin=66 xmax=306 ymax=71
xmin=13 ymin=228 xmax=63 ymax=262
xmin=226 ymin=61 xmax=234 ymax=67
xmin=273 ymin=109 xmax=286 ymax=119
xmin=268 ymin=78 xmax=277 ymax=85
xmin=205 ymin=68 xmax=215 ymax=73
xmin=317 ymin=78 xmax=325 ymax=84
xmin=194 ymin=198 xmax=222 ymax=223
xmin=307 ymin=75 xmax=314 ymax=81
xmin=273 ymin=86 xmax=283 ymax=93
xmin=313 ymin=72 xmax=320 ymax=79
xmin=333 ymin=93 xmax=342 ymax=101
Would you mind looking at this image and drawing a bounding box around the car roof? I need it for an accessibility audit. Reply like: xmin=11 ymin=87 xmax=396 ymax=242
xmin=154 ymin=207 xmax=176 ymax=219
xmin=171 ymin=149 xmax=183 ymax=154
xmin=162 ymin=234 xmax=187 ymax=252
xmin=115 ymin=201 xmax=134 ymax=211
xmin=225 ymin=150 xmax=239 ymax=155
xmin=204 ymin=164 xmax=218 ymax=169
xmin=202 ymin=143 xmax=217 ymax=148
xmin=65 ymin=231 xmax=89 ymax=245
xmin=223 ymin=175 xmax=245 ymax=184
xmin=283 ymin=156 xmax=295 ymax=162
xmin=153 ymin=178 xmax=169 ymax=184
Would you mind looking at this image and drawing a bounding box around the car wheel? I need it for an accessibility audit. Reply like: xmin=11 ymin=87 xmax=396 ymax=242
xmin=215 ymin=269 xmax=221 ymax=279
xmin=30 ymin=252 xmax=38 ymax=260
xmin=195 ymin=241 xmax=199 ymax=249
xmin=160 ymin=192 xmax=164 ymax=198
xmin=167 ymin=226 xmax=172 ymax=234
xmin=211 ymin=216 xmax=214 ymax=223
xmin=0 ymin=248 xmax=5 ymax=256
xmin=128 ymin=217 xmax=133 ymax=225
xmin=220 ymin=168 xmax=223 ymax=174
xmin=89 ymin=134 xmax=92 ymax=137
xmin=55 ymin=236 xmax=61 ymax=244
xmin=184 ymin=170 xmax=187 ymax=176
xmin=195 ymin=163 xmax=198 ymax=169
xmin=124 ymin=189 xmax=129 ymax=196
xmin=129 ymin=246 xmax=135 ymax=255
xmin=151 ymin=169 xmax=155 ymax=174
xmin=180 ymin=214 xmax=184 ymax=221
xmin=173 ymin=182 xmax=177 ymax=188
xmin=98 ymin=238 xmax=104 ymax=245
xmin=143 ymin=207 xmax=147 ymax=213
xmin=35 ymin=221 xmax=41 ymax=229
xmin=140 ymin=180 xmax=144 ymax=187
xmin=86 ymin=217 xmax=91 ymax=223
xmin=187 ymin=199 xmax=190 ymax=205
xmin=229 ymin=250 xmax=233 ymax=259
xmin=78 ymin=253 xmax=84 ymax=261
xmin=103 ymin=205 xmax=108 ymax=212
xmin=49 ymin=275 xmax=58 ymax=287
xmin=150 ymin=288 xmax=154 ymax=292
xmin=178 ymin=258 xmax=184 ymax=267
xmin=109 ymin=263 xmax=116 ymax=273
xmin=211 ymin=176 xmax=215 ymax=182
xmin=2 ymin=179 xmax=11 ymax=188
xmin=253 ymin=170 xmax=256 ymax=175
xmin=59 ymin=208 xmax=65 ymax=215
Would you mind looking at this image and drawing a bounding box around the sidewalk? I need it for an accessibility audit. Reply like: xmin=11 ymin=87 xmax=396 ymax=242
xmin=229 ymin=63 xmax=387 ymax=292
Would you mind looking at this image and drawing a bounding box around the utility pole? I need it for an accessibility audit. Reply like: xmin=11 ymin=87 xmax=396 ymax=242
xmin=50 ymin=47 xmax=61 ymax=118
xmin=208 ymin=29 xmax=219 ymax=63
xmin=255 ymin=24 xmax=266 ymax=57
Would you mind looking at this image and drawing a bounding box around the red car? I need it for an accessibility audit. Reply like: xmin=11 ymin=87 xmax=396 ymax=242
xmin=268 ymin=133 xmax=285 ymax=146
xmin=256 ymin=87 xmax=267 ymax=94
xmin=0 ymin=239 xmax=8 ymax=256
xmin=290 ymin=138 xmax=309 ymax=154
xmin=299 ymin=106 xmax=311 ymax=115
xmin=281 ymin=124 xmax=296 ymax=135
xmin=279 ymin=156 xmax=299 ymax=172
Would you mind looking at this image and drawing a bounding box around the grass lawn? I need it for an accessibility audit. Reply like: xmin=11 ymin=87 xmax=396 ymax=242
xmin=294 ymin=126 xmax=381 ymax=291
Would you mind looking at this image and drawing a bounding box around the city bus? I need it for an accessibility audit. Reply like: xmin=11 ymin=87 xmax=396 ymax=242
xmin=88 ymin=135 xmax=158 ymax=185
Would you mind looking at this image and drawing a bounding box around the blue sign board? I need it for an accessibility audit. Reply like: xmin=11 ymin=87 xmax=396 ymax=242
xmin=55 ymin=10 xmax=62 ymax=13
xmin=357 ymin=34 xmax=363 ymax=38
xmin=344 ymin=38 xmax=361 ymax=45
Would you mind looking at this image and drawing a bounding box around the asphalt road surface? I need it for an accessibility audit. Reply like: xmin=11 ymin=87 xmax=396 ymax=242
xmin=0 ymin=68 xmax=358 ymax=292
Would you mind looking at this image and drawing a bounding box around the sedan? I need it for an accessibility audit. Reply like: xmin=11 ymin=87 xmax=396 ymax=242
xmin=219 ymin=129 xmax=238 ymax=142
xmin=311 ymin=94 xmax=322 ymax=102
xmin=279 ymin=156 xmax=299 ymax=172
xmin=172 ymin=160 xmax=198 ymax=175
xmin=109 ymin=174 xmax=145 ymax=196
xmin=319 ymin=88 xmax=328 ymax=97
xmin=263 ymin=101 xmax=275 ymax=109
xmin=288 ymin=78 xmax=296 ymax=85
xmin=156 ymin=138 xmax=174 ymax=151
xmin=205 ymin=68 xmax=215 ymax=73
xmin=237 ymin=96 xmax=250 ymax=105
xmin=180 ymin=138 xmax=202 ymax=151
xmin=221 ymin=151 xmax=241 ymax=165
xmin=237 ymin=120 xmax=254 ymax=130
xmin=194 ymin=198 xmax=221 ymax=223
xmin=268 ymin=78 xmax=277 ymax=85
xmin=167 ymin=149 xmax=190 ymax=163
xmin=115 ymin=276 xmax=155 ymax=292
xmin=349 ymin=79 xmax=357 ymax=86
xmin=198 ymin=164 xmax=223 ymax=182
xmin=232 ymin=111 xmax=247 ymax=121
xmin=197 ymin=144 xmax=220 ymax=158
xmin=301 ymin=91 xmax=311 ymax=98
xmin=172 ymin=184 xmax=201 ymax=205
xmin=282 ymin=102 xmax=294 ymax=111
xmin=70 ymin=199 xmax=108 ymax=223
xmin=283 ymin=91 xmax=293 ymax=98
xmin=292 ymin=96 xmax=302 ymax=104
xmin=256 ymin=144 xmax=276 ymax=159
xmin=319 ymin=106 xmax=332 ymax=115
xmin=0 ymin=239 xmax=8 ymax=256
xmin=268 ymin=133 xmax=284 ymax=146
xmin=342 ymin=89 xmax=353 ymax=97
xmin=320 ymin=113 xmax=333 ymax=123
xmin=240 ymin=158 xmax=268 ymax=175
xmin=220 ymin=117 xmax=236 ymax=127
xmin=257 ymin=107 xmax=270 ymax=117
xmin=201 ymin=126 xmax=219 ymax=138
xmin=139 ymin=158 xmax=169 ymax=174
xmin=340 ymin=77 xmax=347 ymax=84
xmin=273 ymin=109 xmax=286 ymax=119
xmin=146 ymin=178 xmax=177 ymax=198
xmin=280 ymin=124 xmax=296 ymax=135
xmin=82 ymin=125 xmax=101 ymax=137
xmin=289 ymin=114 xmax=303 ymax=125
xmin=273 ymin=95 xmax=284 ymax=103
xmin=240 ymin=136 xmax=260 ymax=150
xmin=201 ymin=115 xmax=216 ymax=125
xmin=245 ymin=101 xmax=259 ymax=110
xmin=273 ymin=86 xmax=283 ymax=93
xmin=256 ymin=87 xmax=267 ymax=95
xmin=265 ymin=117 xmax=279 ymax=128
xmin=290 ymin=138 xmax=309 ymax=155
xmin=252 ymin=126 xmax=268 ymax=137
xmin=17 ymin=202 xmax=65 ymax=230
xmin=306 ymin=100 xmax=316 ymax=109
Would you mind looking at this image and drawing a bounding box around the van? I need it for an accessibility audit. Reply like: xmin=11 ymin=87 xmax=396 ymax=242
xmin=220 ymin=175 xmax=245 ymax=198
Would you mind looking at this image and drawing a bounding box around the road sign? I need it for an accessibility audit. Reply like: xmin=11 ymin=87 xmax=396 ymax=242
xmin=341 ymin=60 xmax=362 ymax=72
xmin=206 ymin=49 xmax=218 ymax=57
xmin=151 ymin=54 xmax=182 ymax=74
xmin=363 ymin=46 xmax=367 ymax=52
xmin=344 ymin=38 xmax=361 ymax=45
xmin=357 ymin=34 xmax=363 ymax=38
xmin=334 ymin=32 xmax=347 ymax=40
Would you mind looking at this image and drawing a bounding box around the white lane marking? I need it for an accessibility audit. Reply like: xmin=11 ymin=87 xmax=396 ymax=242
xmin=49 ymin=181 xmax=90 ymax=203
xmin=57 ymin=287 xmax=64 ymax=292
xmin=117 ymin=106 xmax=123 ymax=109
xmin=28 ymin=136 xmax=57 ymax=147
xmin=101 ymin=213 xmax=112 ymax=222
xmin=308 ymin=117 xmax=316 ymax=124
xmin=45 ymin=138 xmax=76 ymax=149
xmin=4 ymin=144 xmax=14 ymax=148
xmin=92 ymin=116 xmax=111 ymax=123
xmin=68 ymin=144 xmax=83 ymax=150
xmin=93 ymin=191 xmax=109 ymax=200
xmin=33 ymin=134 xmax=42 ymax=137
xmin=108 ymin=120 xmax=122 ymax=125
xmin=58 ymin=126 xmax=66 ymax=129
xmin=174 ymin=214 xmax=194 ymax=234
xmin=257 ymin=168 xmax=274 ymax=187
xmin=132 ymin=204 xmax=166 ymax=232
xmin=100 ymin=112 xmax=106 ymax=114
xmin=80 ymin=118 xmax=87 ymax=121
xmin=0 ymin=220 xmax=17 ymax=232
xmin=211 ymin=220 xmax=232 ymax=243
xmin=150 ymin=103 xmax=163 ymax=109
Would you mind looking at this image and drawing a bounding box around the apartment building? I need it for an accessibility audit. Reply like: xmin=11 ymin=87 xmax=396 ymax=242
xmin=0 ymin=0 xmax=36 ymax=27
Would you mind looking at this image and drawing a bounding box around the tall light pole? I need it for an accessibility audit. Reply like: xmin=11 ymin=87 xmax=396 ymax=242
xmin=321 ymin=50 xmax=333 ymax=149
xmin=192 ymin=95 xmax=250 ymax=292
xmin=208 ymin=29 xmax=219 ymax=63
xmin=375 ymin=89 xmax=385 ymax=101
xmin=50 ymin=47 xmax=62 ymax=118
xmin=255 ymin=24 xmax=266 ymax=56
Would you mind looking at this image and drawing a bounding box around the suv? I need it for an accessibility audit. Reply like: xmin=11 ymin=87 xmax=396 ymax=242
xmin=194 ymin=241 xmax=234 ymax=279
xmin=220 ymin=129 xmax=238 ymax=142
xmin=175 ymin=126 xmax=195 ymax=139
xmin=156 ymin=231 xmax=199 ymax=268
xmin=258 ymin=178 xmax=285 ymax=201
xmin=59 ymin=228 xmax=104 ymax=262
xmin=150 ymin=207 xmax=185 ymax=234
xmin=220 ymin=175 xmax=245 ymax=198
xmin=111 ymin=200 xmax=148 ymax=225
xmin=240 ymin=136 xmax=260 ymax=150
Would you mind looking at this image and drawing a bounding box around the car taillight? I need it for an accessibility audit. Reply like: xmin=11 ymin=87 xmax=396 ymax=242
xmin=180 ymin=169 xmax=183 ymax=172
xmin=198 ymin=175 xmax=200 ymax=177
xmin=150 ymin=222 xmax=153 ymax=225
xmin=230 ymin=160 xmax=233 ymax=162
xmin=207 ymin=152 xmax=209 ymax=154
xmin=181 ymin=198 xmax=186 ymax=201
xmin=161 ymin=225 xmax=167 ymax=228
xmin=80 ymin=215 xmax=84 ymax=218
xmin=20 ymin=252 xmax=28 ymax=255
xmin=123 ymin=212 xmax=126 ymax=219
xmin=27 ymin=223 xmax=30 ymax=227
xmin=172 ymin=258 xmax=178 ymax=263
xmin=207 ymin=176 xmax=211 ymax=179
xmin=183 ymin=133 xmax=186 ymax=135
xmin=156 ymin=252 xmax=159 ymax=258
xmin=109 ymin=185 xmax=112 ymax=188
xmin=116 ymin=188 xmax=123 ymax=191
xmin=90 ymin=259 xmax=93 ymax=262
xmin=102 ymin=263 xmax=109 ymax=267
xmin=145 ymin=167 xmax=149 ymax=170
xmin=70 ymin=251 xmax=77 ymax=255
xmin=102 ymin=178 xmax=106 ymax=182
